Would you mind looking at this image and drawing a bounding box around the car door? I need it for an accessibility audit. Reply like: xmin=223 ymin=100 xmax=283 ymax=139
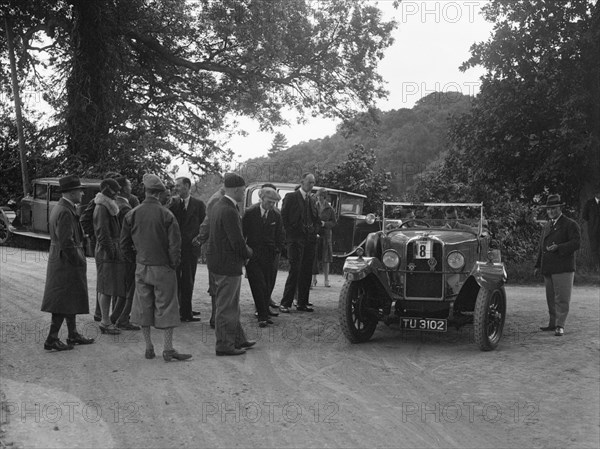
xmin=31 ymin=182 xmax=50 ymax=233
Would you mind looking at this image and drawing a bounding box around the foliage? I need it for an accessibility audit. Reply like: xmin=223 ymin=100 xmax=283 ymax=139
xmin=315 ymin=145 xmax=390 ymax=215
xmin=0 ymin=0 xmax=397 ymax=182
xmin=423 ymin=0 xmax=599 ymax=209
xmin=268 ymin=132 xmax=288 ymax=157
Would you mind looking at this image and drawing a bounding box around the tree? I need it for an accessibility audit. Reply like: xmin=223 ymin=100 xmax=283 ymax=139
xmin=268 ymin=132 xmax=288 ymax=157
xmin=316 ymin=144 xmax=390 ymax=214
xmin=421 ymin=0 xmax=598 ymax=207
xmin=0 ymin=0 xmax=397 ymax=180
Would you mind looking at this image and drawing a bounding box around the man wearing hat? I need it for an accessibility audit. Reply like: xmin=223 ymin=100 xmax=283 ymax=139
xmin=534 ymin=194 xmax=581 ymax=336
xmin=41 ymin=175 xmax=95 ymax=351
xmin=242 ymin=186 xmax=284 ymax=327
xmin=206 ymin=173 xmax=255 ymax=356
xmin=120 ymin=174 xmax=191 ymax=361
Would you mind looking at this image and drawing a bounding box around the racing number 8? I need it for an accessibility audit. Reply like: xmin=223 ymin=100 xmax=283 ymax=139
xmin=419 ymin=244 xmax=426 ymax=258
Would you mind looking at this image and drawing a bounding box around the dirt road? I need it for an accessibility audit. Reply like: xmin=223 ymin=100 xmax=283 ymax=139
xmin=1 ymin=246 xmax=599 ymax=448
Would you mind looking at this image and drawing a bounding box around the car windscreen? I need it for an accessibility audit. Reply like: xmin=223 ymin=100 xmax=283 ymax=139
xmin=383 ymin=204 xmax=483 ymax=232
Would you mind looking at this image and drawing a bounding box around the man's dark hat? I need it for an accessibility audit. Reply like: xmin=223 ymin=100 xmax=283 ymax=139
xmin=58 ymin=175 xmax=84 ymax=192
xmin=542 ymin=194 xmax=565 ymax=208
xmin=223 ymin=173 xmax=245 ymax=188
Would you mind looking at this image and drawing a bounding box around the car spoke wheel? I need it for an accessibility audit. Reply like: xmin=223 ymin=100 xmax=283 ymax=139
xmin=474 ymin=285 xmax=506 ymax=351
xmin=0 ymin=212 xmax=11 ymax=244
xmin=339 ymin=280 xmax=377 ymax=343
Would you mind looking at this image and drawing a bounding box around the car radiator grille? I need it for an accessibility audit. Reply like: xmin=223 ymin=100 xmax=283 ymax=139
xmin=405 ymin=241 xmax=443 ymax=298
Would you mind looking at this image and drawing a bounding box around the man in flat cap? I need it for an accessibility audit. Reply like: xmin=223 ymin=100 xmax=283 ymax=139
xmin=120 ymin=174 xmax=191 ymax=361
xmin=242 ymin=186 xmax=284 ymax=327
xmin=206 ymin=173 xmax=255 ymax=356
xmin=534 ymin=194 xmax=581 ymax=337
xmin=42 ymin=175 xmax=95 ymax=351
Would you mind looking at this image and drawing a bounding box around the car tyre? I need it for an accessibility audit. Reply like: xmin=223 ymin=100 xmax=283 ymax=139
xmin=0 ymin=211 xmax=11 ymax=244
xmin=339 ymin=280 xmax=377 ymax=343
xmin=473 ymin=285 xmax=506 ymax=351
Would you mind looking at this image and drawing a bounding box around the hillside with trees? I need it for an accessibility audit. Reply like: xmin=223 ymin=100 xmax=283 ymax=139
xmin=242 ymin=91 xmax=473 ymax=196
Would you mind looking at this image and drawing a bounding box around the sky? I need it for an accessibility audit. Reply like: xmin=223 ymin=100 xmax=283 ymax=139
xmin=228 ymin=0 xmax=495 ymax=165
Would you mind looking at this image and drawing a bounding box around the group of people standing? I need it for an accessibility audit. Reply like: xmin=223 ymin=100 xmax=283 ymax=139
xmin=41 ymin=171 xmax=335 ymax=358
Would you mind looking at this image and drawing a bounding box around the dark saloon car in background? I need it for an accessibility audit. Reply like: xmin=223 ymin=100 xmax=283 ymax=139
xmin=0 ymin=178 xmax=101 ymax=244
xmin=244 ymin=182 xmax=380 ymax=257
xmin=338 ymin=202 xmax=507 ymax=351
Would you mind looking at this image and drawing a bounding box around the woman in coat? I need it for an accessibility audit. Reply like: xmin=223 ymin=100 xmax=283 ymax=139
xmin=312 ymin=188 xmax=337 ymax=287
xmin=93 ymin=178 xmax=126 ymax=335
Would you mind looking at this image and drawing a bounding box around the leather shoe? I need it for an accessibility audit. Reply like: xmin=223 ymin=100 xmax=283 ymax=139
xmin=216 ymin=349 xmax=246 ymax=356
xmin=44 ymin=339 xmax=74 ymax=351
xmin=67 ymin=333 xmax=95 ymax=345
xmin=555 ymin=327 xmax=564 ymax=336
xmin=279 ymin=305 xmax=290 ymax=313
xmin=296 ymin=306 xmax=314 ymax=312
xmin=145 ymin=346 xmax=155 ymax=359
xmin=239 ymin=340 xmax=256 ymax=349
xmin=258 ymin=321 xmax=268 ymax=328
xmin=163 ymin=349 xmax=192 ymax=361
xmin=269 ymin=301 xmax=279 ymax=308
xmin=268 ymin=310 xmax=279 ymax=317
xmin=181 ymin=317 xmax=201 ymax=322
xmin=93 ymin=316 xmax=101 ymax=322
xmin=540 ymin=326 xmax=555 ymax=331
xmin=192 ymin=311 xmax=201 ymax=316
xmin=99 ymin=324 xmax=121 ymax=334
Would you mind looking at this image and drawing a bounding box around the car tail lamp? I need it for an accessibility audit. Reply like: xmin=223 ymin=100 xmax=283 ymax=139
xmin=382 ymin=250 xmax=400 ymax=269
xmin=447 ymin=251 xmax=465 ymax=270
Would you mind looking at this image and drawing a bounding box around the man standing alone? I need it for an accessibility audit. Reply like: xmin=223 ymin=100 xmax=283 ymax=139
xmin=170 ymin=177 xmax=206 ymax=322
xmin=121 ymin=174 xmax=191 ymax=361
xmin=41 ymin=175 xmax=95 ymax=350
xmin=206 ymin=173 xmax=255 ymax=356
xmin=534 ymin=194 xmax=581 ymax=337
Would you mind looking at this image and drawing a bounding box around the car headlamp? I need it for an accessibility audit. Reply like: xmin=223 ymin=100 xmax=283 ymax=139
xmin=382 ymin=250 xmax=400 ymax=269
xmin=447 ymin=251 xmax=465 ymax=270
xmin=365 ymin=213 xmax=376 ymax=225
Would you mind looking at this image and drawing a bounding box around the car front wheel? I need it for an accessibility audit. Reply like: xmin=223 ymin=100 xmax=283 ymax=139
xmin=339 ymin=280 xmax=377 ymax=343
xmin=474 ymin=285 xmax=506 ymax=351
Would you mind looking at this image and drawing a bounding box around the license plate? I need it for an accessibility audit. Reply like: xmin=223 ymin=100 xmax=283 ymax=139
xmin=400 ymin=318 xmax=447 ymax=332
xmin=414 ymin=240 xmax=432 ymax=259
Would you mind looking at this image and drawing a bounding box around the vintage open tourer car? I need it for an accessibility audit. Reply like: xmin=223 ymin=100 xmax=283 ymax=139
xmin=244 ymin=182 xmax=379 ymax=257
xmin=0 ymin=177 xmax=101 ymax=244
xmin=339 ymin=202 xmax=507 ymax=351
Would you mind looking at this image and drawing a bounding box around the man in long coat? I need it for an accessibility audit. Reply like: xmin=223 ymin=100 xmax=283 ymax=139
xmin=41 ymin=175 xmax=95 ymax=351
xmin=582 ymin=185 xmax=600 ymax=270
xmin=206 ymin=173 xmax=255 ymax=356
xmin=534 ymin=194 xmax=581 ymax=336
xmin=169 ymin=177 xmax=206 ymax=322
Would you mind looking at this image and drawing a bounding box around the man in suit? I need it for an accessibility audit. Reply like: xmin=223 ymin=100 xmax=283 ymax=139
xmin=170 ymin=177 xmax=206 ymax=322
xmin=120 ymin=174 xmax=191 ymax=361
xmin=41 ymin=175 xmax=95 ymax=351
xmin=280 ymin=173 xmax=320 ymax=313
xmin=206 ymin=173 xmax=255 ymax=356
xmin=242 ymin=187 xmax=283 ymax=327
xmin=195 ymin=186 xmax=226 ymax=328
xmin=534 ymin=194 xmax=581 ymax=336
xmin=582 ymin=185 xmax=600 ymax=270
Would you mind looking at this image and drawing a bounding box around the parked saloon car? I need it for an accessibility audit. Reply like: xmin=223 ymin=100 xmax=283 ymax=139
xmin=243 ymin=182 xmax=380 ymax=257
xmin=339 ymin=202 xmax=507 ymax=351
xmin=0 ymin=178 xmax=101 ymax=244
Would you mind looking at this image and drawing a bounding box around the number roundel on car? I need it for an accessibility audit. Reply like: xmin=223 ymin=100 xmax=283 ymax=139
xmin=382 ymin=250 xmax=400 ymax=269
xmin=447 ymin=251 xmax=465 ymax=270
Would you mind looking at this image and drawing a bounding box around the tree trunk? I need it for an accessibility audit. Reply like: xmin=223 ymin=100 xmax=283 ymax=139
xmin=65 ymin=0 xmax=117 ymax=172
xmin=5 ymin=16 xmax=30 ymax=196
